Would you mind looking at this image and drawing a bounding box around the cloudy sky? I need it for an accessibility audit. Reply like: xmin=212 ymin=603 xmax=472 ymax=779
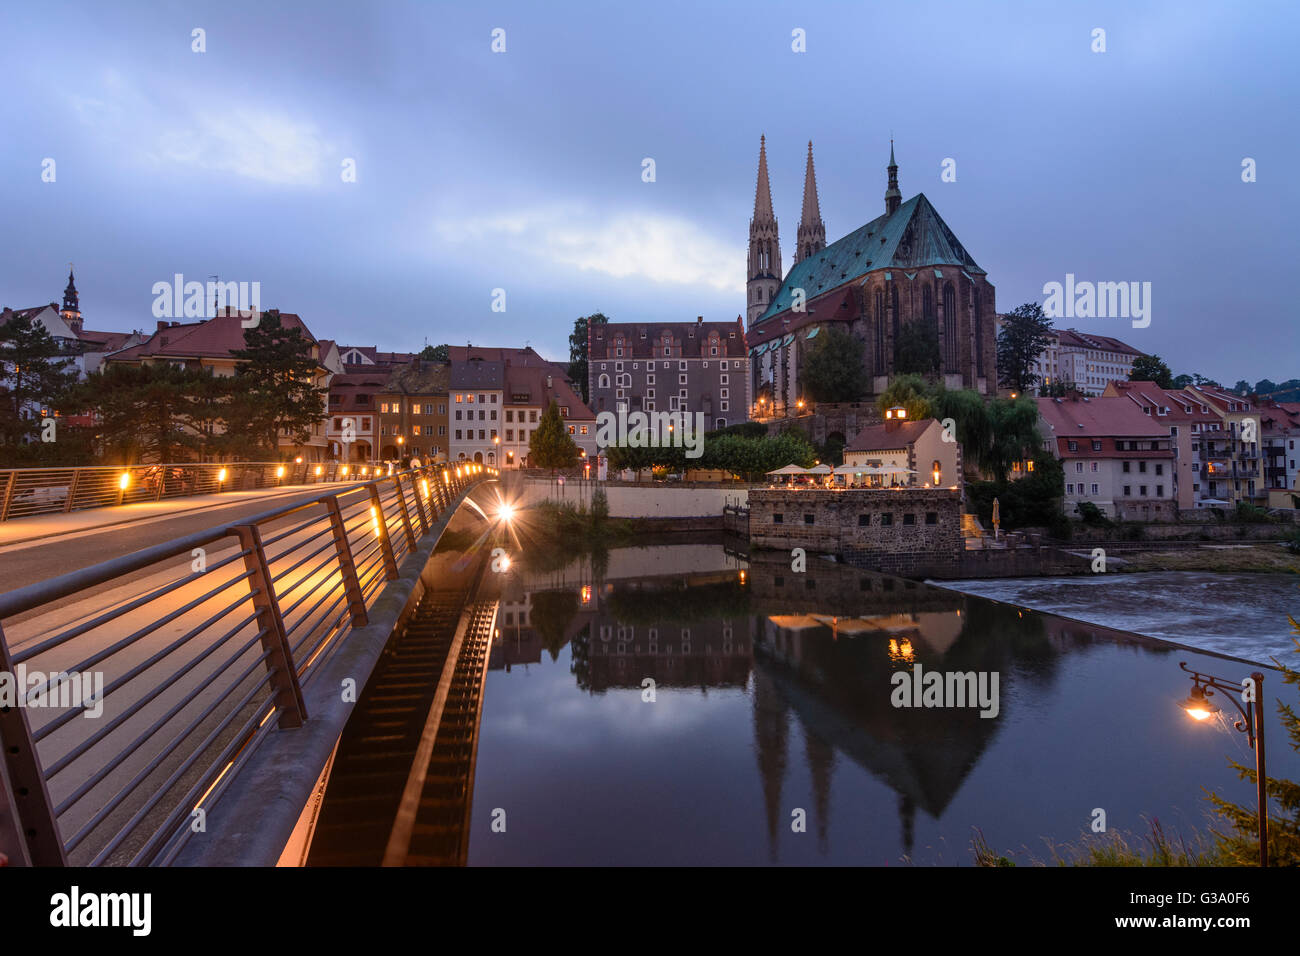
xmin=2 ymin=1 xmax=1295 ymax=383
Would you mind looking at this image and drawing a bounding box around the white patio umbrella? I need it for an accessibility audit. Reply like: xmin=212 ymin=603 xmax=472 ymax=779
xmin=766 ymin=464 xmax=808 ymax=475
xmin=806 ymin=464 xmax=833 ymax=475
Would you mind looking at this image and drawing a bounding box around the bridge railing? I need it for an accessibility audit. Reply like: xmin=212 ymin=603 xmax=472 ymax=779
xmin=0 ymin=460 xmax=399 ymax=522
xmin=0 ymin=462 xmax=497 ymax=866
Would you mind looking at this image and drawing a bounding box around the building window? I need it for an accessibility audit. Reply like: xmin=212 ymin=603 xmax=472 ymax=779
xmin=903 ymin=513 xmax=916 ymax=526
xmin=803 ymin=514 xmax=814 ymax=525
xmin=1091 ymin=483 xmax=1099 ymax=495
xmin=1124 ymin=485 xmax=1131 ymax=496
xmin=880 ymin=513 xmax=893 ymax=526
xmin=858 ymin=514 xmax=870 ymax=526
xmin=773 ymin=513 xmax=783 ymax=524
xmin=925 ymin=512 xmax=937 ymax=524
xmin=1068 ymin=441 xmax=1078 ymax=452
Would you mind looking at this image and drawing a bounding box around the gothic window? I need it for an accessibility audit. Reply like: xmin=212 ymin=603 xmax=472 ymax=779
xmin=598 ymin=374 xmax=609 ymax=389
xmin=942 ymin=283 xmax=957 ymax=372
xmin=875 ymin=289 xmax=885 ymax=371
xmin=974 ymin=288 xmax=985 ymax=378
xmin=891 ymin=285 xmax=900 ymax=345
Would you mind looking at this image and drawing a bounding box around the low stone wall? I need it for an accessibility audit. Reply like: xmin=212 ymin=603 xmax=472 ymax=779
xmin=513 ymin=475 xmax=751 ymax=519
xmin=844 ymin=544 xmax=1091 ymax=579
xmin=746 ymin=488 xmax=963 ymax=556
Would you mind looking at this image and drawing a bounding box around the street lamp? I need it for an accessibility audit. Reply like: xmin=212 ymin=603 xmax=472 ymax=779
xmin=1179 ymin=661 xmax=1269 ymax=866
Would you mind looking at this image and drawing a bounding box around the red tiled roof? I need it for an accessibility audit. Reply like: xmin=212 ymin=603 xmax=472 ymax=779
xmin=1037 ymin=396 xmax=1172 ymax=444
xmin=845 ymin=419 xmax=932 ymax=453
xmin=503 ymin=363 xmax=594 ymax=420
xmin=108 ymin=311 xmax=318 ymax=361
xmin=592 ymin=317 xmax=746 ymax=360
xmin=1054 ymin=328 xmax=1142 ymax=356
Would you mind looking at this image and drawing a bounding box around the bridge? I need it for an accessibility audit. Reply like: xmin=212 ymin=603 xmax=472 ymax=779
xmin=0 ymin=462 xmax=502 ymax=867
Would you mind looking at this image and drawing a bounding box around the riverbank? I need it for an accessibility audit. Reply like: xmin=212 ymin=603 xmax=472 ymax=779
xmin=1107 ymin=543 xmax=1300 ymax=574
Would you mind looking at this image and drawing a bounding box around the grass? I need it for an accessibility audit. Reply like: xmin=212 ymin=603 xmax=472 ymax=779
xmin=973 ymin=819 xmax=1225 ymax=867
xmin=1115 ymin=543 xmax=1300 ymax=574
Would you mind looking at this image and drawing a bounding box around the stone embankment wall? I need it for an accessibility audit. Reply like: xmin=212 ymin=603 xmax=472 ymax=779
xmin=746 ymin=488 xmax=963 ymax=554
xmin=510 ymin=474 xmax=752 ymax=519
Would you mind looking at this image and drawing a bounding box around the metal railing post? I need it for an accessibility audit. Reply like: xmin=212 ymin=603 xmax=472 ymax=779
xmin=0 ymin=472 xmax=13 ymax=521
xmin=232 ymin=525 xmax=308 ymax=729
xmin=367 ymin=484 xmax=400 ymax=580
xmin=0 ymin=622 xmax=67 ymax=865
xmin=323 ymin=496 xmax=368 ymax=627
xmin=62 ymin=468 xmax=81 ymax=514
xmin=408 ymin=471 xmax=430 ymax=537
xmin=391 ymin=475 xmax=417 ymax=549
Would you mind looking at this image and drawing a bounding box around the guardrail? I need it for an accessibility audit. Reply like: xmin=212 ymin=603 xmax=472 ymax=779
xmin=0 ymin=460 xmax=408 ymax=522
xmin=0 ymin=462 xmax=497 ymax=866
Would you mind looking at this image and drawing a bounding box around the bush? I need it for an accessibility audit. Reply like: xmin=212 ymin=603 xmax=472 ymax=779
xmin=1283 ymin=529 xmax=1300 ymax=555
xmin=1076 ymin=501 xmax=1112 ymax=528
xmin=1235 ymin=502 xmax=1273 ymax=524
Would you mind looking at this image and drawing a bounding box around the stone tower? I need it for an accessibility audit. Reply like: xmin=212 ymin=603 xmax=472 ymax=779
xmin=794 ymin=141 xmax=826 ymax=265
xmin=747 ymin=135 xmax=783 ymax=328
xmin=61 ymin=266 xmax=82 ymax=333
xmin=885 ymin=140 xmax=902 ymax=216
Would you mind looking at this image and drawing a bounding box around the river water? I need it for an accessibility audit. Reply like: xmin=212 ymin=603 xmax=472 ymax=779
xmin=936 ymin=571 xmax=1300 ymax=665
xmin=465 ymin=544 xmax=1299 ymax=865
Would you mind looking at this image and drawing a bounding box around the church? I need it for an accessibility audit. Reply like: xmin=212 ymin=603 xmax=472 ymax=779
xmin=746 ymin=138 xmax=998 ymax=418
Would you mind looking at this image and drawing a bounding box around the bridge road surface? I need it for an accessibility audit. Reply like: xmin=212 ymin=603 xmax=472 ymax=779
xmin=0 ymin=482 xmax=409 ymax=865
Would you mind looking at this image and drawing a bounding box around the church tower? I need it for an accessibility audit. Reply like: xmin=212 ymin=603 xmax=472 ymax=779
xmin=884 ymin=140 xmax=902 ymax=216
xmin=794 ymin=141 xmax=826 ymax=264
xmin=61 ymin=266 xmax=82 ymax=334
xmin=746 ymin=135 xmax=782 ymax=327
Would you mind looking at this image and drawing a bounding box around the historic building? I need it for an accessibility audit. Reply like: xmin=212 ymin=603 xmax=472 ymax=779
xmin=746 ymin=139 xmax=997 ymax=418
xmin=587 ymin=316 xmax=748 ymax=431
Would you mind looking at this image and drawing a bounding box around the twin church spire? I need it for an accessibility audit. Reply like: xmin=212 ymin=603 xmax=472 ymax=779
xmin=746 ymin=137 xmax=901 ymax=326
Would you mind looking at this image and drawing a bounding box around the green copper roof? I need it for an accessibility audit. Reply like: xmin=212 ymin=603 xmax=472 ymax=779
xmin=754 ymin=193 xmax=985 ymax=327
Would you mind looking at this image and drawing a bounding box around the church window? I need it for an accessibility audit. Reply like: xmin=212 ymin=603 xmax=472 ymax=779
xmin=942 ymin=283 xmax=958 ymax=372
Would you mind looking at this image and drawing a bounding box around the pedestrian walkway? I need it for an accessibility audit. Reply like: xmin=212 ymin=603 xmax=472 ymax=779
xmin=0 ymin=484 xmax=326 ymax=548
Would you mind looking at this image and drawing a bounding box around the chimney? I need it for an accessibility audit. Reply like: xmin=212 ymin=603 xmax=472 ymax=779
xmin=157 ymin=320 xmax=168 ymax=332
xmin=697 ymin=315 xmax=703 ymax=323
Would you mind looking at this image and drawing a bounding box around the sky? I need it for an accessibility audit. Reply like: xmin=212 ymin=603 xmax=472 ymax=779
xmin=2 ymin=0 xmax=1296 ymax=385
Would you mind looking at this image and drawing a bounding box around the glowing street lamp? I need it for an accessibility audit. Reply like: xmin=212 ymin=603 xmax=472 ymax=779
xmin=217 ymin=467 xmax=227 ymax=491
xmin=1179 ymin=662 xmax=1269 ymax=866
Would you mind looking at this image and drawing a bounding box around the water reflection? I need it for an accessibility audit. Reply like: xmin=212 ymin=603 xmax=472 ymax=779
xmin=469 ymin=544 xmax=1296 ymax=865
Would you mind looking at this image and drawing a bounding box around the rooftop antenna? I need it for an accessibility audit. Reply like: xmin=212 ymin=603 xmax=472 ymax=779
xmin=208 ymin=275 xmax=219 ymax=315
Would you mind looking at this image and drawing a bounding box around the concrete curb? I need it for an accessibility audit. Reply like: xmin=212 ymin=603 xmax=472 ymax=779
xmin=171 ymin=485 xmax=481 ymax=867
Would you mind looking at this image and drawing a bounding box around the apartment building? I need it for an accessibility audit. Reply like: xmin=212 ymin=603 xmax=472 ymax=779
xmin=377 ymin=360 xmax=450 ymax=462
xmin=1181 ymin=384 xmax=1263 ymax=507
xmin=449 ymin=356 xmax=505 ymax=465
xmin=1036 ymin=395 xmax=1176 ymax=520
xmin=1022 ymin=327 xmax=1141 ymax=396
xmin=1260 ymin=400 xmax=1300 ymax=503
xmin=1102 ymin=381 xmax=1223 ymax=509
xmin=587 ymin=316 xmax=748 ymax=430
xmin=502 ymin=363 xmax=598 ymax=467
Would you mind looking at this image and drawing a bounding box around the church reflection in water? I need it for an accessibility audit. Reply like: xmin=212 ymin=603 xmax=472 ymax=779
xmin=489 ymin=547 xmax=1108 ymax=861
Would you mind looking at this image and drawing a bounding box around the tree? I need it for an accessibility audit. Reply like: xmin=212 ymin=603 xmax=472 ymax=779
xmin=985 ymin=396 xmax=1043 ymax=483
xmin=228 ymin=310 xmax=327 ymax=457
xmin=801 ymin=326 xmax=867 ymax=402
xmin=894 ymin=317 xmax=940 ymax=376
xmin=1039 ymin=377 xmax=1076 ymax=398
xmin=529 ymin=399 xmax=579 ymax=471
xmin=996 ymin=302 xmax=1053 ymax=393
xmin=0 ymin=311 xmax=80 ymax=452
xmin=77 ymin=363 xmax=222 ymax=463
xmin=568 ymin=313 xmax=608 ymax=405
xmin=420 ymin=343 xmax=449 ymax=362
xmin=1208 ymin=610 xmax=1300 ymax=865
xmin=1129 ymin=354 xmax=1175 ymax=389
xmin=1233 ymin=379 xmax=1252 ymax=396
